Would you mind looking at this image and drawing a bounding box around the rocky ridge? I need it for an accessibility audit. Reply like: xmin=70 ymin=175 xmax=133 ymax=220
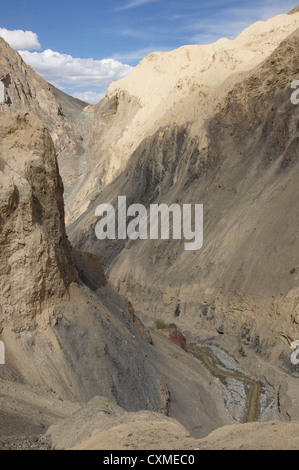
xmin=0 ymin=37 xmax=93 ymax=219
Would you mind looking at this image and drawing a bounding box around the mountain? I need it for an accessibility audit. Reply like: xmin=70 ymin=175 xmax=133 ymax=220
xmin=0 ymin=37 xmax=64 ymax=126
xmin=65 ymin=11 xmax=299 ymax=224
xmin=67 ymin=12 xmax=299 ymax=432
xmin=69 ymin=14 xmax=299 ymax=364
xmin=1 ymin=7 xmax=299 ymax=450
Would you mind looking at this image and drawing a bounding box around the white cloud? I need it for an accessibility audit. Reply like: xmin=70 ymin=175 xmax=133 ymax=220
xmin=18 ymin=49 xmax=133 ymax=88
xmin=118 ymin=0 xmax=158 ymax=10
xmin=0 ymin=28 xmax=41 ymax=50
xmin=72 ymin=90 xmax=105 ymax=104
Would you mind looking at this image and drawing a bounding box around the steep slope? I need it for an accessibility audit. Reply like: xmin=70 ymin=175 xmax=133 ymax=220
xmin=0 ymin=37 xmax=93 ymax=216
xmin=49 ymin=84 xmax=94 ymax=213
xmin=65 ymin=12 xmax=299 ymax=223
xmin=0 ymin=37 xmax=64 ymax=126
xmin=0 ymin=111 xmax=233 ymax=440
xmin=68 ymin=22 xmax=299 ymax=373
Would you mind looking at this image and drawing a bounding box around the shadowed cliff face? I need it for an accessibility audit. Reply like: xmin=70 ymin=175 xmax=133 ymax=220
xmin=68 ymin=29 xmax=299 ymax=363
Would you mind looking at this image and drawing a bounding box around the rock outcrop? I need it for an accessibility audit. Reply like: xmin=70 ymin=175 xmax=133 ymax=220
xmin=0 ymin=37 xmax=93 ymax=221
xmin=46 ymin=396 xmax=199 ymax=450
xmin=0 ymin=111 xmax=165 ymax=415
xmin=0 ymin=111 xmax=76 ymax=331
xmin=0 ymin=38 xmax=64 ymax=126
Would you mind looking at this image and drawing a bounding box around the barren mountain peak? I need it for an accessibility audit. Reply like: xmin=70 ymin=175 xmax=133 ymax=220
xmin=62 ymin=10 xmax=299 ymax=226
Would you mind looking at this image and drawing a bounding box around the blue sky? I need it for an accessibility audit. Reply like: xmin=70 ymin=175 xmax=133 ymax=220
xmin=0 ymin=0 xmax=298 ymax=103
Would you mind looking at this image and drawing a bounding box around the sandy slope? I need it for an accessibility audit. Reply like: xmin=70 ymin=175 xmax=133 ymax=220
xmin=67 ymin=16 xmax=299 ymax=430
xmin=196 ymin=421 xmax=299 ymax=450
xmin=71 ymin=420 xmax=299 ymax=450
xmin=47 ymin=396 xmax=198 ymax=450
xmin=0 ymin=112 xmax=165 ymax=440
